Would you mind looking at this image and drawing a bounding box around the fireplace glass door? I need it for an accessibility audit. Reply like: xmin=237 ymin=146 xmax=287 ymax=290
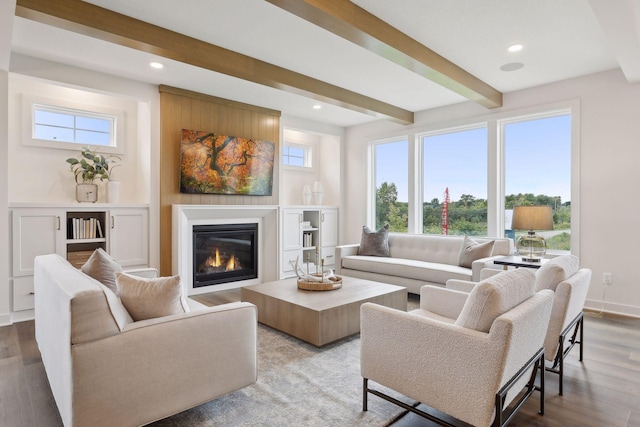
xmin=192 ymin=223 xmax=258 ymax=287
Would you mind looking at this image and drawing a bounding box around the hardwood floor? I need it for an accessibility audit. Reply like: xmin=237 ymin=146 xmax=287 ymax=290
xmin=1 ymin=290 xmax=638 ymax=427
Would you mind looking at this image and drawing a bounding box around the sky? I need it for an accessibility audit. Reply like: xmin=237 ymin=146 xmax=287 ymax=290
xmin=375 ymin=114 xmax=572 ymax=204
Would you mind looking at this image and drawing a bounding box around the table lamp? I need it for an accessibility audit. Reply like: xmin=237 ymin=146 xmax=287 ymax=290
xmin=511 ymin=205 xmax=553 ymax=262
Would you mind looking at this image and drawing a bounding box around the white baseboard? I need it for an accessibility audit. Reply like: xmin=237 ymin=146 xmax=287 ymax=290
xmin=584 ymin=299 xmax=640 ymax=318
xmin=0 ymin=313 xmax=11 ymax=326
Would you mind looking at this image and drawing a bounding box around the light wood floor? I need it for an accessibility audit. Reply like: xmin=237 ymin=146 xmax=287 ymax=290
xmin=1 ymin=290 xmax=639 ymax=427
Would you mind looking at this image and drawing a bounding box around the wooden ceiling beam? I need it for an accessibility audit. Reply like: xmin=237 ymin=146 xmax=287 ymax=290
xmin=15 ymin=0 xmax=414 ymax=124
xmin=266 ymin=0 xmax=503 ymax=109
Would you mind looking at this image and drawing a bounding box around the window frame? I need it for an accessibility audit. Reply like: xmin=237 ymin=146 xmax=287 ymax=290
xmin=22 ymin=94 xmax=125 ymax=154
xmin=282 ymin=141 xmax=313 ymax=169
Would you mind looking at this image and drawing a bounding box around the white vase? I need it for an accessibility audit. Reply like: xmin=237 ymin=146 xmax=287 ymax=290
xmin=312 ymin=181 xmax=324 ymax=205
xmin=302 ymin=185 xmax=312 ymax=205
xmin=107 ymin=180 xmax=121 ymax=204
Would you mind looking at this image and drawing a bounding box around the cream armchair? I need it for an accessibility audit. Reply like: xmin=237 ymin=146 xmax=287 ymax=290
xmin=361 ymin=268 xmax=554 ymax=427
xmin=447 ymin=255 xmax=592 ymax=395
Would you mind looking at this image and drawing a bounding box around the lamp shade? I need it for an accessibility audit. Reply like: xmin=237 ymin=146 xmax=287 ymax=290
xmin=511 ymin=206 xmax=553 ymax=231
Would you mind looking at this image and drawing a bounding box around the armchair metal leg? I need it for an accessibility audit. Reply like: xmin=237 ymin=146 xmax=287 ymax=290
xmin=547 ymin=312 xmax=584 ymax=395
xmin=363 ymin=378 xmax=368 ymax=411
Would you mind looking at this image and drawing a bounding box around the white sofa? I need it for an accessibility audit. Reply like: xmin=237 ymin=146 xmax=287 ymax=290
xmin=34 ymin=254 xmax=258 ymax=427
xmin=336 ymin=234 xmax=512 ymax=294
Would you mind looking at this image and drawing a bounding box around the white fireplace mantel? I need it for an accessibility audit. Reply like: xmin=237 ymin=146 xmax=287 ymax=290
xmin=173 ymin=204 xmax=279 ymax=296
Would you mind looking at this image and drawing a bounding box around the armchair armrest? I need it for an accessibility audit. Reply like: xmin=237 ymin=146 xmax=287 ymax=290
xmin=335 ymin=244 xmax=359 ymax=274
xmin=445 ymin=279 xmax=476 ymax=293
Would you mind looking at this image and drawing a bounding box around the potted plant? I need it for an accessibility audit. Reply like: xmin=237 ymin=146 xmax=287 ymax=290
xmin=66 ymin=146 xmax=120 ymax=203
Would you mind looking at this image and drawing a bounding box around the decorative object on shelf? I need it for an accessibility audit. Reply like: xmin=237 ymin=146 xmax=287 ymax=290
xmin=107 ymin=180 xmax=121 ymax=204
xmin=289 ymin=256 xmax=342 ymax=291
xmin=511 ymin=205 xmax=554 ymax=262
xmin=66 ymin=146 xmax=121 ymax=203
xmin=312 ymin=181 xmax=324 ymax=205
xmin=302 ymin=184 xmax=312 ymax=205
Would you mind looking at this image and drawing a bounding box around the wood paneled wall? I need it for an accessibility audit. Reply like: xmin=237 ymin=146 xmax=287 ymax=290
xmin=159 ymin=85 xmax=281 ymax=275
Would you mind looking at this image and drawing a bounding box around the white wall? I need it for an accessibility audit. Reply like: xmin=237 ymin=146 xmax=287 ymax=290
xmin=344 ymin=68 xmax=640 ymax=317
xmin=8 ymin=74 xmax=148 ymax=204
xmin=280 ymin=115 xmax=343 ymax=208
xmin=0 ymin=70 xmax=10 ymax=325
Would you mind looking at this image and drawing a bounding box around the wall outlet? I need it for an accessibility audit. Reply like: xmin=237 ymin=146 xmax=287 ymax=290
xmin=603 ymin=272 xmax=613 ymax=285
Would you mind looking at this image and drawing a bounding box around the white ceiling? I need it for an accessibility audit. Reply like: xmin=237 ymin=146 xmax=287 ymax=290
xmin=6 ymin=0 xmax=639 ymax=127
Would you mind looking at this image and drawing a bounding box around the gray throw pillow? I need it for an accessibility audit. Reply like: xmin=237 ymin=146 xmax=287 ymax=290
xmin=457 ymin=235 xmax=495 ymax=268
xmin=358 ymin=224 xmax=390 ymax=257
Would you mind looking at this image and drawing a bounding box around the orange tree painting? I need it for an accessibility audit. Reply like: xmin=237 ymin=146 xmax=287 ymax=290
xmin=180 ymin=129 xmax=275 ymax=195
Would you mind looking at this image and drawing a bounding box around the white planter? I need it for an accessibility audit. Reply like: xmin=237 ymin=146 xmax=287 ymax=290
xmin=107 ymin=180 xmax=121 ymax=204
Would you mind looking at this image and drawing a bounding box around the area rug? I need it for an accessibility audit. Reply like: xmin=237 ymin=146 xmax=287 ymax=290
xmin=150 ymin=299 xmax=420 ymax=427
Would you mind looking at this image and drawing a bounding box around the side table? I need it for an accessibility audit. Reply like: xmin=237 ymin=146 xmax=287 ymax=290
xmin=493 ymin=255 xmax=548 ymax=270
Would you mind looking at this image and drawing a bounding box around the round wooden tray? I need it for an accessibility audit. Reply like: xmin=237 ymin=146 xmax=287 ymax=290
xmin=297 ymin=276 xmax=343 ymax=291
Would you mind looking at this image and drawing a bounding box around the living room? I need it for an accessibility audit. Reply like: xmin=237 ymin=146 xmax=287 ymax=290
xmin=1 ymin=1 xmax=640 ymax=426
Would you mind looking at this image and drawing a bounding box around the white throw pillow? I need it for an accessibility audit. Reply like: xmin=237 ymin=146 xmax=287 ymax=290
xmin=115 ymin=272 xmax=185 ymax=321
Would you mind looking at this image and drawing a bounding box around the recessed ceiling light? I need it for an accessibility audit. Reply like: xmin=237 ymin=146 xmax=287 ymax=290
xmin=150 ymin=61 xmax=164 ymax=69
xmin=312 ymin=104 xmax=322 ymax=110
xmin=508 ymin=44 xmax=523 ymax=53
xmin=500 ymin=62 xmax=524 ymax=72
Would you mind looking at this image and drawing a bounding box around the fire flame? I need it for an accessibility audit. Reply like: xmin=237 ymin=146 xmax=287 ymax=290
xmin=206 ymin=248 xmax=222 ymax=267
xmin=226 ymin=255 xmax=237 ymax=271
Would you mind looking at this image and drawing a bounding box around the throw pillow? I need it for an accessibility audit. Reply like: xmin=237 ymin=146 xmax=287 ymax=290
xmin=358 ymin=224 xmax=390 ymax=257
xmin=455 ymin=268 xmax=535 ymax=333
xmin=115 ymin=272 xmax=185 ymax=321
xmin=80 ymin=248 xmax=123 ymax=293
xmin=457 ymin=236 xmax=495 ymax=268
xmin=534 ymin=254 xmax=579 ymax=292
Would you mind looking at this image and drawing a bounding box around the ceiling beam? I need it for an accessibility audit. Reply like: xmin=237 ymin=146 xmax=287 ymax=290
xmin=15 ymin=0 xmax=414 ymax=125
xmin=266 ymin=0 xmax=503 ymax=109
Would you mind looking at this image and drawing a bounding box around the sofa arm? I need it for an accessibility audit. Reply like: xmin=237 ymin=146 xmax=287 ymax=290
xmin=70 ymin=301 xmax=258 ymax=427
xmin=471 ymin=256 xmax=508 ymax=281
xmin=335 ymin=243 xmax=359 ymax=274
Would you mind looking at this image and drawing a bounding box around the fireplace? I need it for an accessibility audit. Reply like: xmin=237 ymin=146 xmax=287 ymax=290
xmin=192 ymin=223 xmax=258 ymax=287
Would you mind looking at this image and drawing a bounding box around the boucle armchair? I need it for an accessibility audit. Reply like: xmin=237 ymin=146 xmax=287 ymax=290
xmin=447 ymin=255 xmax=592 ymax=395
xmin=34 ymin=254 xmax=258 ymax=427
xmin=361 ymin=268 xmax=554 ymax=427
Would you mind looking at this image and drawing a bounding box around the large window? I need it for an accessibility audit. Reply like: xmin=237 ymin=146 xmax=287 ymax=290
xmin=503 ymin=113 xmax=572 ymax=251
xmin=367 ymin=107 xmax=575 ymax=254
xmin=373 ymin=139 xmax=408 ymax=232
xmin=422 ymin=126 xmax=488 ymax=236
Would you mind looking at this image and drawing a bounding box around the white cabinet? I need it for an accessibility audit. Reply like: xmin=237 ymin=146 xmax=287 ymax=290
xmin=109 ymin=208 xmax=149 ymax=267
xmin=280 ymin=207 xmax=338 ymax=278
xmin=10 ymin=205 xmax=149 ymax=313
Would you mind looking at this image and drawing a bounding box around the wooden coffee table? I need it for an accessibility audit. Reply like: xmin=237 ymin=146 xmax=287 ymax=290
xmin=241 ymin=276 xmax=407 ymax=346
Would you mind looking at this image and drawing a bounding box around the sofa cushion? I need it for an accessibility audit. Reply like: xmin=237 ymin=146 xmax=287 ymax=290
xmin=342 ymin=255 xmax=473 ymax=283
xmin=358 ymin=224 xmax=390 ymax=257
xmin=455 ymin=268 xmax=535 ymax=332
xmin=534 ymin=255 xmax=579 ymax=292
xmin=115 ymin=272 xmax=185 ymax=321
xmin=457 ymin=236 xmax=495 ymax=268
xmin=81 ymin=248 xmax=123 ymax=293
